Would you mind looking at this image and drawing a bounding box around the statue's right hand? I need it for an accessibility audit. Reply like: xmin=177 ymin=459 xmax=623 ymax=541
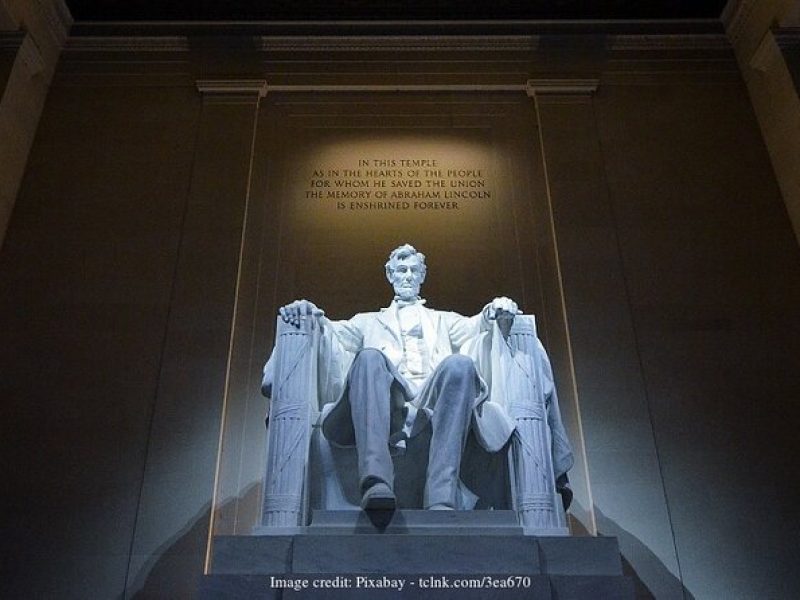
xmin=279 ymin=299 xmax=325 ymax=329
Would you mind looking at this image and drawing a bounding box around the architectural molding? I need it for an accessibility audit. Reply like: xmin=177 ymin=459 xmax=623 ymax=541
xmin=600 ymin=69 xmax=740 ymax=86
xmin=66 ymin=31 xmax=740 ymax=55
xmin=212 ymin=82 xmax=592 ymax=93
xmin=66 ymin=36 xmax=190 ymax=52
xmin=196 ymin=79 xmax=268 ymax=98
xmin=258 ymin=35 xmax=540 ymax=52
xmin=195 ymin=79 xmax=600 ymax=96
xmin=69 ymin=18 xmax=724 ymax=39
xmin=607 ymin=33 xmax=731 ymax=51
xmin=266 ymin=84 xmax=525 ymax=92
xmin=525 ymin=78 xmax=599 ymax=96
xmin=67 ymin=35 xmax=540 ymax=53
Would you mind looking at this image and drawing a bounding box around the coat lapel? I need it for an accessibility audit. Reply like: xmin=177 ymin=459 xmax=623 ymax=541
xmin=377 ymin=302 xmax=401 ymax=343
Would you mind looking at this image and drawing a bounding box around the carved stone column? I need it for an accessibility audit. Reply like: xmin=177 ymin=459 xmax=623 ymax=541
xmin=260 ymin=317 xmax=320 ymax=528
xmin=501 ymin=316 xmax=569 ymax=534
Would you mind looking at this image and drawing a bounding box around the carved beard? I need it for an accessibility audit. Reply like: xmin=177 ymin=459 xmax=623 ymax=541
xmin=392 ymin=280 xmax=421 ymax=301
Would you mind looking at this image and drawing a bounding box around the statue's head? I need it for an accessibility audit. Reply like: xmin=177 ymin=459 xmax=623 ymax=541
xmin=385 ymin=243 xmax=427 ymax=301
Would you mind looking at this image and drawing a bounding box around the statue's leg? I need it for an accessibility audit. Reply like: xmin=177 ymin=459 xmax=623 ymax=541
xmin=347 ymin=348 xmax=397 ymax=507
xmin=422 ymin=354 xmax=478 ymax=509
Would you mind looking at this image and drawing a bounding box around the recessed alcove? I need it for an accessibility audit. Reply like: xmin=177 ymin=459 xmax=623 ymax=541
xmin=208 ymin=90 xmax=594 ymax=543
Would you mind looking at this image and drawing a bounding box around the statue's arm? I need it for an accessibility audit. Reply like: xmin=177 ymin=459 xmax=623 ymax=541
xmin=445 ymin=311 xmax=486 ymax=351
xmin=262 ymin=301 xmax=364 ymax=399
xmin=447 ymin=296 xmax=521 ymax=351
xmin=318 ymin=314 xmax=364 ymax=353
xmin=315 ymin=316 xmax=361 ymax=407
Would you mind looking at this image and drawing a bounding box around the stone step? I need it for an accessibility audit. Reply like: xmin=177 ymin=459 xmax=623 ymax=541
xmin=292 ymin=534 xmax=540 ymax=574
xmin=210 ymin=531 xmax=623 ymax=577
xmin=207 ymin=513 xmax=632 ymax=599
xmin=305 ymin=508 xmax=524 ymax=535
xmin=539 ymin=536 xmax=624 ymax=576
xmin=550 ymin=575 xmax=636 ymax=599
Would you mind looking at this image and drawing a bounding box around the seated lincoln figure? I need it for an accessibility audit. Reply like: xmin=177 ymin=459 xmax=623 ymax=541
xmin=273 ymin=243 xmax=571 ymax=514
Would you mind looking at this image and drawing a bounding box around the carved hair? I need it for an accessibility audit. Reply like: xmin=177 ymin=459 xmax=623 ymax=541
xmin=385 ymin=243 xmax=427 ymax=281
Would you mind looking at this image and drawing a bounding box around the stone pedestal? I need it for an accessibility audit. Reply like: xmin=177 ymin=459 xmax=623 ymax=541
xmin=202 ymin=511 xmax=634 ymax=599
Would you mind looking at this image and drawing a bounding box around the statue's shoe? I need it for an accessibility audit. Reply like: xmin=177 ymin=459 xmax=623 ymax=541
xmin=360 ymin=482 xmax=396 ymax=511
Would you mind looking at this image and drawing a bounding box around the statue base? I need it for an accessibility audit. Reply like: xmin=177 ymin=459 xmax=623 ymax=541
xmin=256 ymin=509 xmax=528 ymax=536
xmin=202 ymin=511 xmax=634 ymax=599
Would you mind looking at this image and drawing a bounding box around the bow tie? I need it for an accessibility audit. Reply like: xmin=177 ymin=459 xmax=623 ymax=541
xmin=394 ymin=297 xmax=426 ymax=308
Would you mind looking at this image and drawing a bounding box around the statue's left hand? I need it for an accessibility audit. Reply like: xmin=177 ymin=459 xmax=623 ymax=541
xmin=485 ymin=296 xmax=521 ymax=321
xmin=279 ymin=299 xmax=325 ymax=329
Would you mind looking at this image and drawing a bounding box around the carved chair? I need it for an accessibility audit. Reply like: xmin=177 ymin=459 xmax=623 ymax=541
xmin=259 ymin=314 xmax=570 ymax=535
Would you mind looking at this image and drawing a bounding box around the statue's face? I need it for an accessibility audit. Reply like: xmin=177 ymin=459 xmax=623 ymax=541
xmin=388 ymin=255 xmax=425 ymax=301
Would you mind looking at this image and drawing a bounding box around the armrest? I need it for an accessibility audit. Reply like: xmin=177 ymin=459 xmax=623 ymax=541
xmin=260 ymin=315 xmax=320 ymax=527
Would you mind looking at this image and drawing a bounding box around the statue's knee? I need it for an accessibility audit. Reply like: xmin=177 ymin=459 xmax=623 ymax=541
xmin=440 ymin=354 xmax=477 ymax=380
xmin=353 ymin=347 xmax=386 ymax=369
xmin=349 ymin=349 xmax=392 ymax=393
xmin=435 ymin=355 xmax=477 ymax=407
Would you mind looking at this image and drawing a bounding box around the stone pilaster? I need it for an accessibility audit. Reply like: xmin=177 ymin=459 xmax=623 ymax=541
xmin=123 ymin=79 xmax=267 ymax=597
xmin=527 ymin=77 xmax=687 ymax=598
